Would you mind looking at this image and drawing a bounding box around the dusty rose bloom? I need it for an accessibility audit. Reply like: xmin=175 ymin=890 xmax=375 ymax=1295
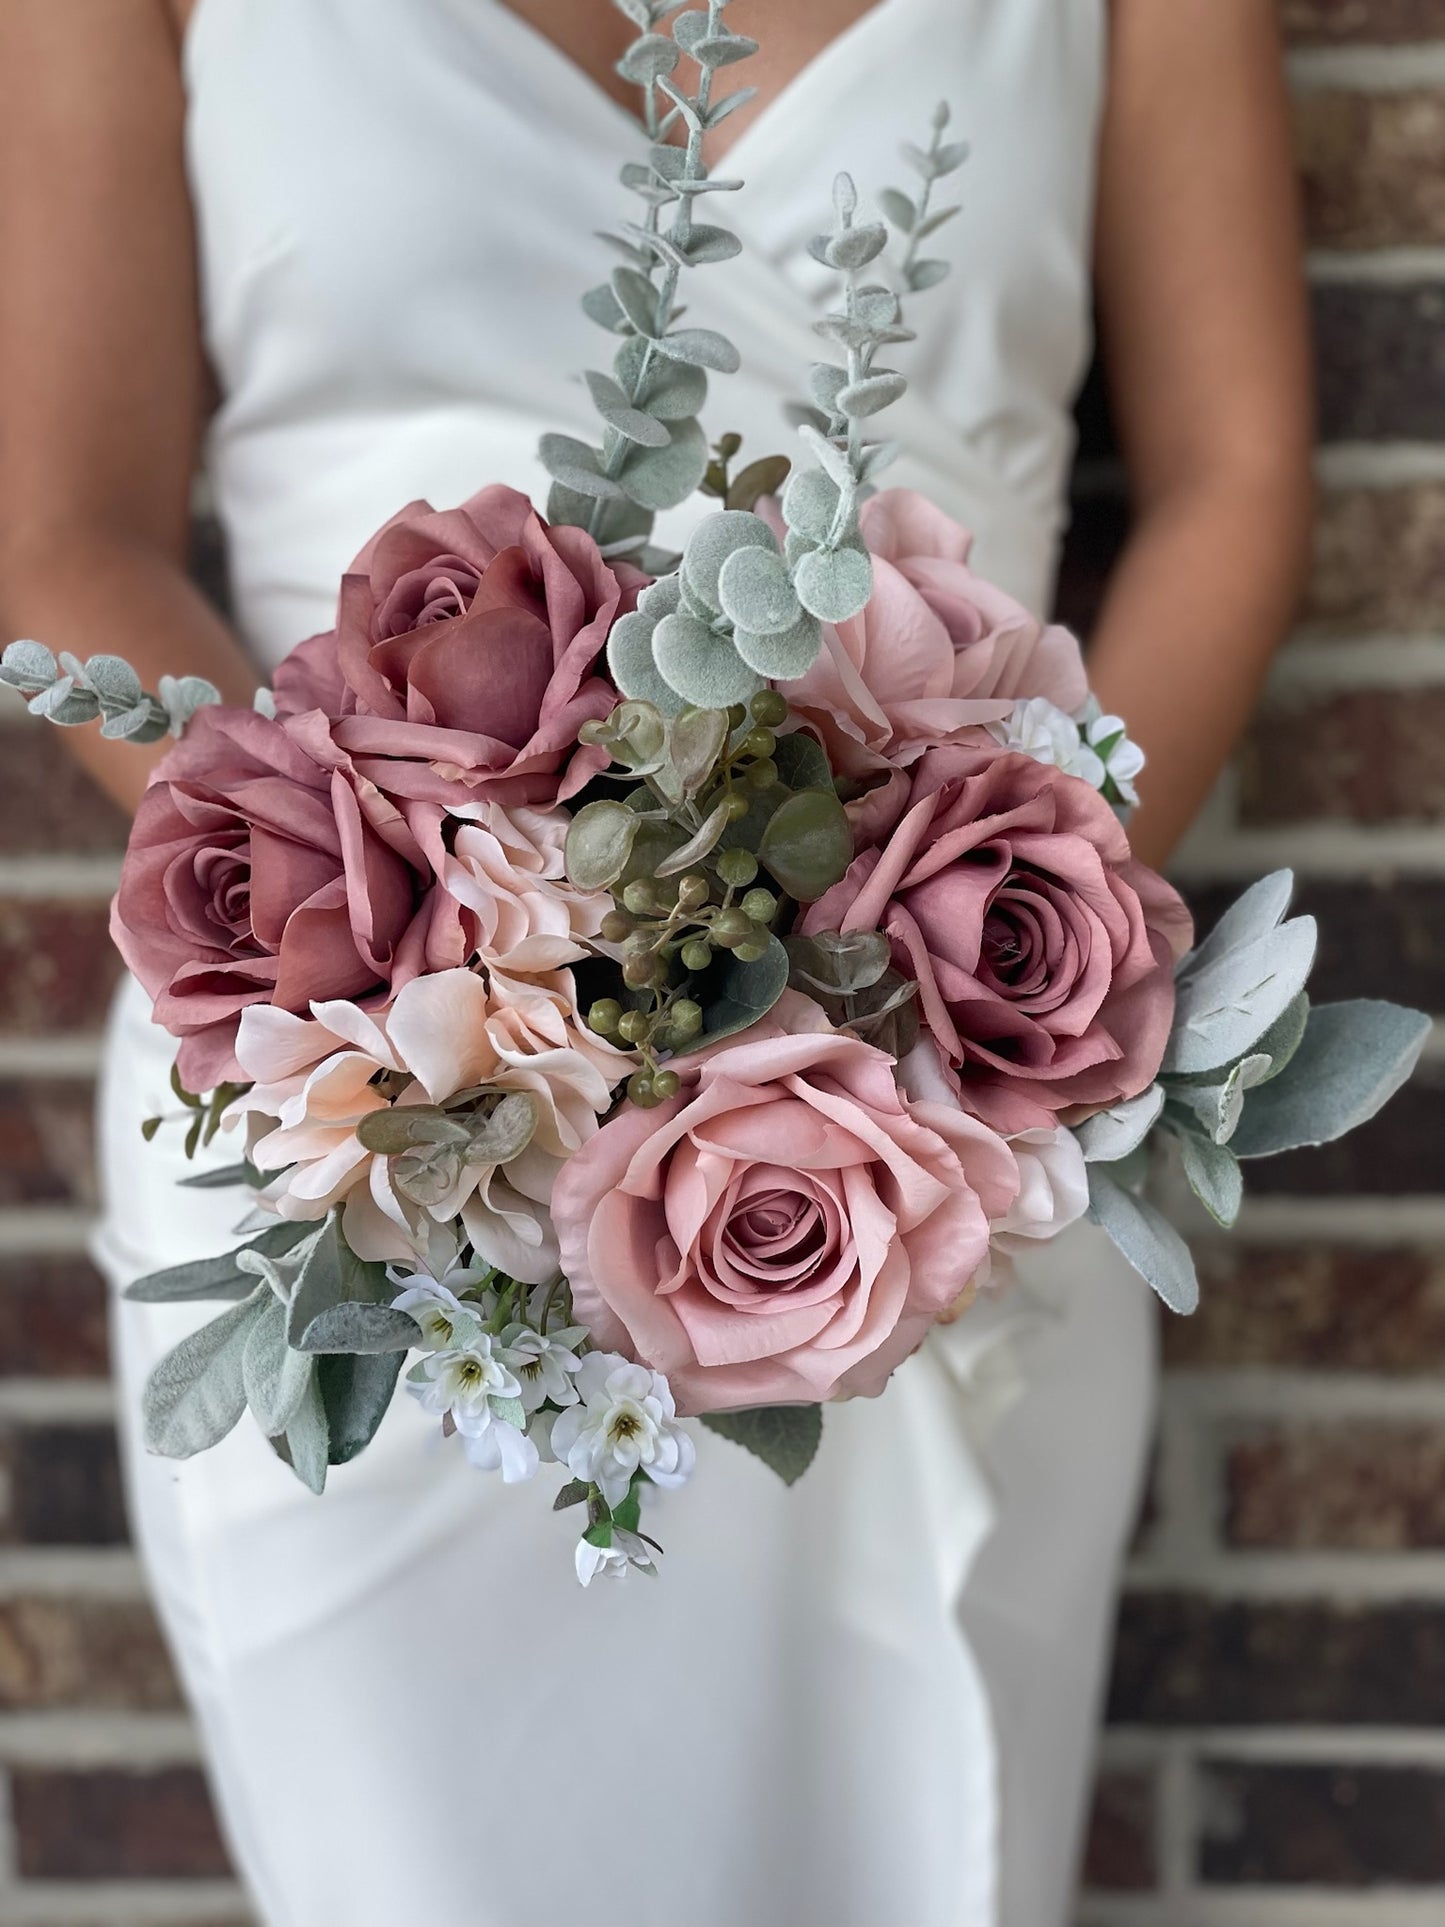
xmin=804 ymin=747 xmax=1192 ymax=1131
xmin=782 ymin=489 xmax=1090 ymax=839
xmin=275 ymin=485 xmax=642 ymax=809
xmin=551 ymin=994 xmax=1022 ymax=1413
xmin=111 ymin=707 xmax=442 ymax=1092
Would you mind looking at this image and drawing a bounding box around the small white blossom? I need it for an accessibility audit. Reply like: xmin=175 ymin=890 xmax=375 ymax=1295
xmin=497 ymin=1322 xmax=585 ymax=1413
xmin=390 ymin=1279 xmax=485 ymax=1353
xmin=459 ymin=1410 xmax=539 ymax=1483
xmin=575 ymin=1527 xmax=656 ymax=1587
xmin=1080 ymin=709 xmax=1145 ymax=808
xmin=407 ymin=1335 xmax=520 ymax=1425
xmin=550 ymin=1353 xmax=696 ymax=1509
xmin=988 ymin=697 xmax=1106 ymax=789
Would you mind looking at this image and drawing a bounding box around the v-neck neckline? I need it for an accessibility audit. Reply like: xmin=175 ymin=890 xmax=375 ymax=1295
xmin=484 ymin=0 xmax=900 ymax=175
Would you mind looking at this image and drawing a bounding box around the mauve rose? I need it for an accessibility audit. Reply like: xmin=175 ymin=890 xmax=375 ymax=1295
xmin=111 ymin=707 xmax=442 ymax=1092
xmin=552 ymin=994 xmax=1021 ymax=1412
xmin=782 ymin=490 xmax=1089 ymax=836
xmin=803 ymin=748 xmax=1193 ymax=1131
xmin=275 ymin=485 xmax=642 ymax=809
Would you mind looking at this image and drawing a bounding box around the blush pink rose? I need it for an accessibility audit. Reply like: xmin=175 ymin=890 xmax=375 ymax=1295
xmin=273 ymin=485 xmax=643 ymax=809
xmin=551 ymin=993 xmax=1021 ymax=1413
xmin=111 ymin=707 xmax=443 ymax=1092
xmin=781 ymin=489 xmax=1090 ymax=838
xmin=803 ymin=747 xmax=1193 ymax=1131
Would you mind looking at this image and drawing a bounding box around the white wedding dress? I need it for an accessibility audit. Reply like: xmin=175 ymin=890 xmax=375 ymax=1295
xmin=96 ymin=3 xmax=1156 ymax=1922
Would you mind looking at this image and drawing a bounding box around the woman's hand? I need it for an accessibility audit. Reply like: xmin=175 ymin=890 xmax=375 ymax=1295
xmin=0 ymin=0 xmax=259 ymax=814
xmin=1086 ymin=0 xmax=1315 ymax=870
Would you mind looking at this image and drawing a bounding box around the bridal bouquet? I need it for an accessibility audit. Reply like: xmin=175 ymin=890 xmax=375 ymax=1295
xmin=4 ymin=0 xmax=1427 ymax=1583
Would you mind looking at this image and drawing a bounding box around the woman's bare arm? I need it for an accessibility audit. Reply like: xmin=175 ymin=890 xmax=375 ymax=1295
xmin=1085 ymin=0 xmax=1315 ymax=869
xmin=0 ymin=0 xmax=258 ymax=814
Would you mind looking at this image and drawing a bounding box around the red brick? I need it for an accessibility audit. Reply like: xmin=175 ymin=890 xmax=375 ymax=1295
xmin=1315 ymin=281 xmax=1445 ymax=443
xmin=1282 ymin=0 xmax=1445 ymax=40
xmin=13 ymin=1766 xmax=231 ymax=1880
xmin=0 ymin=1076 xmax=99 ymax=1208
xmin=0 ymin=900 xmax=121 ymax=1035
xmin=1166 ymin=1244 xmax=1445 ymax=1372
xmin=1226 ymin=1423 xmax=1445 ymax=1548
xmin=0 ymin=1252 xmax=110 ymax=1377
xmin=1305 ymin=482 xmax=1445 ymax=635
xmin=1109 ymin=1596 xmax=1445 ymax=1725
xmin=1199 ymin=1762 xmax=1445 ymax=1883
xmin=0 ymin=729 xmax=128 ymax=857
xmin=0 ymin=1422 xmax=128 ymax=1546
xmin=0 ymin=1596 xmax=181 ymax=1711
xmin=1298 ymin=90 xmax=1445 ymax=249
xmin=1082 ymin=1769 xmax=1157 ymax=1891
xmin=1239 ymin=687 xmax=1445 ymax=826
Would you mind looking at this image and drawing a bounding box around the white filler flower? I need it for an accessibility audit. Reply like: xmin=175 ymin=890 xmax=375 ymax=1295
xmin=390 ymin=1277 xmax=486 ymax=1353
xmin=407 ymin=1335 xmax=521 ymax=1424
xmin=550 ymin=1353 xmax=696 ymax=1509
xmin=575 ymin=1527 xmax=657 ymax=1587
xmin=497 ymin=1322 xmax=585 ymax=1413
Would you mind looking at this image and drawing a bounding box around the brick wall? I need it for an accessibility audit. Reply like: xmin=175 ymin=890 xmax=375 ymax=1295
xmin=0 ymin=5 xmax=1442 ymax=1922
xmin=1060 ymin=6 xmax=1445 ymax=1921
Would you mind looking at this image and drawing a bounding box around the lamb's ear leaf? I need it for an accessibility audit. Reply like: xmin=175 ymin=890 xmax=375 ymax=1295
xmin=285 ymin=1217 xmax=394 ymax=1349
xmin=141 ymin=1288 xmax=269 ymax=1458
xmin=124 ymin=1218 xmax=316 ymax=1302
xmin=1177 ymin=1133 xmax=1243 ymax=1228
xmin=1178 ymin=870 xmax=1294 ymax=981
xmin=283 ymin=1362 xmax=330 ymax=1494
xmin=1073 ymin=1085 xmax=1165 ymax=1164
xmin=317 ymin=1351 xmax=406 ymax=1465
xmin=1161 ymin=917 xmax=1317 ymax=1075
xmin=242 ymin=1296 xmax=316 ymax=1436
xmin=700 ymin=1404 xmax=822 ymax=1485
xmin=1086 ymin=1168 xmax=1199 ymax=1315
xmin=1230 ymin=1000 xmax=1431 ymax=1160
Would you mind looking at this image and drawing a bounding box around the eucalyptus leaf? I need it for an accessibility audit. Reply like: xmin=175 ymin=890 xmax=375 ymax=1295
xmin=566 ymin=798 xmax=643 ymax=890
xmin=656 ymin=327 xmax=741 ymax=374
xmin=582 ymin=282 xmax=631 ymax=334
xmin=607 ymin=607 xmax=686 ymax=715
xmin=796 ymin=423 xmax=856 ymax=491
xmin=1229 ymin=1000 xmax=1431 ymax=1160
xmin=465 ymin=1092 xmax=539 ymax=1166
xmin=717 ymin=545 xmax=801 ymax=635
xmin=760 ymin=787 xmax=852 ymax=900
xmin=82 ymin=654 xmax=144 ymax=706
xmin=616 ymin=31 xmax=678 ymax=81
xmin=793 ymin=543 xmax=874 ymax=623
xmin=906 ymin=259 xmax=950 ymax=292
xmin=619 ymin=417 xmax=709 ymax=510
xmin=879 ymin=187 xmax=916 ymax=231
xmin=655 ymin=797 xmax=733 ymax=877
xmin=835 ymin=372 xmax=907 ymax=419
xmin=653 ymin=611 xmax=762 ymax=709
xmin=700 ymin=1404 xmax=823 ymax=1484
xmin=142 ymin=1288 xmax=269 ymax=1459
xmin=1086 ymin=1168 xmax=1199 ymax=1315
xmin=538 ymin=432 xmax=623 ymax=500
xmin=781 ymin=466 xmax=844 ymax=543
xmin=615 ymin=337 xmax=708 ymax=419
xmin=771 ymin=729 xmax=833 ymax=793
xmin=666 ymin=705 xmax=730 ymax=796
xmin=732 ymin=612 xmax=822 ymax=680
xmin=611 ymin=265 xmax=664 ymax=337
xmin=1 ymin=639 xmax=57 ymax=688
xmin=682 ymin=509 xmax=778 ymax=607
xmin=678 ymin=934 xmax=791 ymax=1050
xmin=725 ymin=454 xmax=790 ymax=512
xmin=682 ymin=223 xmax=742 ymax=265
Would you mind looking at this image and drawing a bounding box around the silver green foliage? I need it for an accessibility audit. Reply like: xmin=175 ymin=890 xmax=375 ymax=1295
xmin=1 ymin=640 xmax=220 ymax=743
xmin=700 ymin=1403 xmax=823 ymax=1483
xmin=1078 ymin=870 xmax=1430 ymax=1303
xmin=542 ymin=0 xmax=756 ymax=564
xmin=877 ymin=100 xmax=970 ymax=299
xmin=136 ymin=1214 xmax=416 ymax=1488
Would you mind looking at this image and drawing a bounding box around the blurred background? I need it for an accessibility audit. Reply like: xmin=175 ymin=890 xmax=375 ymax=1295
xmin=0 ymin=1 xmax=1443 ymax=1921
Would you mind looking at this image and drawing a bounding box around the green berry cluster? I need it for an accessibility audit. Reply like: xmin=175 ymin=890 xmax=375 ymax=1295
xmin=585 ymin=688 xmax=789 ymax=1107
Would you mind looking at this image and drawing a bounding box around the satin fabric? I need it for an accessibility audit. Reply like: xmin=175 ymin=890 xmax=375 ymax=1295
xmin=97 ymin=3 xmax=1156 ymax=1921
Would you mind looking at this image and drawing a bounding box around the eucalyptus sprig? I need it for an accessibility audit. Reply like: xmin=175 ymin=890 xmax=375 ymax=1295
xmin=541 ymin=0 xmax=758 ymax=566
xmin=1 ymin=640 xmax=219 ymax=744
xmin=879 ymin=101 xmax=970 ymax=298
